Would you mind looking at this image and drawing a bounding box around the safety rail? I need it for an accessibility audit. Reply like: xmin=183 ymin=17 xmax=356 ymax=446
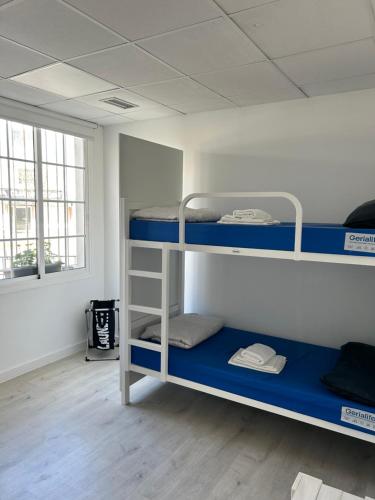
xmin=178 ymin=192 xmax=303 ymax=260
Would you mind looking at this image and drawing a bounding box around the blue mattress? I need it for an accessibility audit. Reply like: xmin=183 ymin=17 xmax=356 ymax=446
xmin=130 ymin=220 xmax=375 ymax=257
xmin=131 ymin=327 xmax=375 ymax=437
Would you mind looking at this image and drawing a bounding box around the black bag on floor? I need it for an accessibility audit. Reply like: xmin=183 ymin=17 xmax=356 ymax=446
xmin=91 ymin=299 xmax=116 ymax=350
xmin=321 ymin=342 xmax=375 ymax=407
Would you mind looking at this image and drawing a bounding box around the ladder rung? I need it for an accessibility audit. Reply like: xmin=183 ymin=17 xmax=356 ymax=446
xmin=129 ymin=339 xmax=161 ymax=352
xmin=128 ymin=270 xmax=163 ymax=279
xmin=128 ymin=304 xmax=162 ymax=316
xmin=129 ymin=240 xmax=164 ymax=249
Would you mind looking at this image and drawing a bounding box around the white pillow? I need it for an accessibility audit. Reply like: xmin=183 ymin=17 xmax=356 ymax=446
xmin=140 ymin=313 xmax=224 ymax=349
xmin=132 ymin=206 xmax=220 ymax=222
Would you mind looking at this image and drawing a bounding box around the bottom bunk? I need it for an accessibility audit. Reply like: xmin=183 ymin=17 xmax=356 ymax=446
xmin=131 ymin=327 xmax=375 ymax=441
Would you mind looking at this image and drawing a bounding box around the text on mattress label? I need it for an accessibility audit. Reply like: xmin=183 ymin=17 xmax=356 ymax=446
xmin=341 ymin=407 xmax=375 ymax=432
xmin=344 ymin=232 xmax=375 ymax=253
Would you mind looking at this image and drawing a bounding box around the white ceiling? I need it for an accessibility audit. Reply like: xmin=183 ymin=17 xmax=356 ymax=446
xmin=0 ymin=0 xmax=375 ymax=125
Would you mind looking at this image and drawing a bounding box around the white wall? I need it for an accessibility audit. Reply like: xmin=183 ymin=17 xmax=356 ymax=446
xmin=103 ymin=88 xmax=375 ymax=348
xmin=0 ymin=102 xmax=105 ymax=382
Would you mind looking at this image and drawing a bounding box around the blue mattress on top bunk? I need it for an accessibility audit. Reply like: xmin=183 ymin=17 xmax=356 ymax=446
xmin=129 ymin=220 xmax=375 ymax=257
xmin=131 ymin=327 xmax=375 ymax=437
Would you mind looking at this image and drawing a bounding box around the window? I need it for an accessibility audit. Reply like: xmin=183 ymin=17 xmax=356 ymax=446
xmin=0 ymin=118 xmax=87 ymax=281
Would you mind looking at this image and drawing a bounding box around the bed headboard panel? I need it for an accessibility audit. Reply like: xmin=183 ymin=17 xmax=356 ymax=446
xmin=119 ymin=135 xmax=184 ymax=334
xmin=119 ymin=133 xmax=183 ymax=207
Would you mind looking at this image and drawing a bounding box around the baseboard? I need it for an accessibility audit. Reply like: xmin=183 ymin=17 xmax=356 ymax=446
xmin=0 ymin=340 xmax=86 ymax=384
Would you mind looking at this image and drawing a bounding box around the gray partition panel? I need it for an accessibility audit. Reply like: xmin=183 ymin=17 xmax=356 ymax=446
xmin=119 ymin=134 xmax=182 ymax=203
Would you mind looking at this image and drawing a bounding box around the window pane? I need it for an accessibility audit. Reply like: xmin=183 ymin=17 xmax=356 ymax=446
xmin=0 ymin=201 xmax=10 ymax=239
xmin=12 ymin=239 xmax=38 ymax=277
xmin=43 ymin=202 xmax=65 ymax=238
xmin=0 ymin=240 xmax=11 ymax=279
xmin=0 ymin=119 xmax=7 ymax=157
xmin=65 ymin=167 xmax=84 ymax=201
xmin=44 ymin=238 xmax=65 ymax=273
xmin=42 ymin=130 xmax=87 ymax=274
xmin=0 ymin=159 xmax=9 ymax=198
xmin=43 ymin=164 xmax=64 ymax=200
xmin=64 ymin=134 xmax=84 ymax=167
xmin=10 ymin=161 xmax=36 ymax=199
xmin=66 ymin=202 xmax=84 ymax=236
xmin=41 ymin=129 xmax=64 ymax=164
xmin=8 ymin=121 xmax=34 ymax=161
xmin=11 ymin=201 xmax=37 ymax=239
xmin=67 ymin=236 xmax=85 ymax=269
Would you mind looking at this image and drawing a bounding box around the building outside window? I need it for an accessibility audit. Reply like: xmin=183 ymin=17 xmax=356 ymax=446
xmin=0 ymin=118 xmax=87 ymax=281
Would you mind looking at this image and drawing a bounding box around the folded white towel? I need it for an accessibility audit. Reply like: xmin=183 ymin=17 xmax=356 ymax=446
xmin=241 ymin=343 xmax=276 ymax=365
xmin=229 ymin=349 xmax=287 ymax=374
xmin=218 ymin=208 xmax=280 ymax=225
xmin=218 ymin=215 xmax=280 ymax=225
xmin=233 ymin=209 xmax=273 ymax=220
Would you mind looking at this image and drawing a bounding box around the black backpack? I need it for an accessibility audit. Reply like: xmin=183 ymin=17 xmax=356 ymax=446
xmin=344 ymin=199 xmax=375 ymax=228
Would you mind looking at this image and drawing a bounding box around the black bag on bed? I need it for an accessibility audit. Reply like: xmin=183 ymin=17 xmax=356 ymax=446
xmin=343 ymin=199 xmax=375 ymax=228
xmin=91 ymin=299 xmax=116 ymax=350
xmin=321 ymin=342 xmax=375 ymax=407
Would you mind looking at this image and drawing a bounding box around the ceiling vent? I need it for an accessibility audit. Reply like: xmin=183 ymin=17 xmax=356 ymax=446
xmin=100 ymin=97 xmax=138 ymax=110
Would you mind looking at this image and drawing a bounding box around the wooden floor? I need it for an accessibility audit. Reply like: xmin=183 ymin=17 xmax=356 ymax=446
xmin=0 ymin=354 xmax=374 ymax=500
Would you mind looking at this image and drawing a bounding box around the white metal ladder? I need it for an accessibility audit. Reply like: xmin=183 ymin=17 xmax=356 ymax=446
xmin=123 ymin=239 xmax=170 ymax=383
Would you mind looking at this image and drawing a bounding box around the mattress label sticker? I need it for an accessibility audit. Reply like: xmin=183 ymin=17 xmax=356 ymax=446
xmin=341 ymin=407 xmax=375 ymax=432
xmin=344 ymin=232 xmax=375 ymax=253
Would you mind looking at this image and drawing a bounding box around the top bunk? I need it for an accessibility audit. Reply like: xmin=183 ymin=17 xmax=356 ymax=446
xmin=126 ymin=192 xmax=375 ymax=266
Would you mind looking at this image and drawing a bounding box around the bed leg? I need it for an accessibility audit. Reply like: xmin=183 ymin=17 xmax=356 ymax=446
xmin=122 ymin=370 xmax=130 ymax=405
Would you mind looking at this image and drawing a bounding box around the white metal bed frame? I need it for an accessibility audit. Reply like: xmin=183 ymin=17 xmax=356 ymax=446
xmin=120 ymin=192 xmax=375 ymax=444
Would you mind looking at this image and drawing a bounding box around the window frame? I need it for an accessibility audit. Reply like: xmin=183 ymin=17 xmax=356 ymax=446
xmin=0 ymin=99 xmax=96 ymax=293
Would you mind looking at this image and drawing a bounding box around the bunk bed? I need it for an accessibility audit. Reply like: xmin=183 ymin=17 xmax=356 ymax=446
xmin=120 ymin=192 xmax=375 ymax=444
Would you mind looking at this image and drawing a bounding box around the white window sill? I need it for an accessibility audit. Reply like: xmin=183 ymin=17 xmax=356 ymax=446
xmin=0 ymin=268 xmax=93 ymax=295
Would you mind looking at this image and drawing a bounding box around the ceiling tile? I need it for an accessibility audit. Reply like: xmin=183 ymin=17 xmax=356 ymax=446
xmin=194 ymin=61 xmax=304 ymax=102
xmin=229 ymin=93 xmax=300 ymax=106
xmin=139 ymin=18 xmax=264 ymax=75
xmin=95 ymin=115 xmax=135 ymax=126
xmin=216 ymin=0 xmax=277 ymax=14
xmin=12 ymin=63 xmax=117 ymax=98
xmin=41 ymin=99 xmax=109 ymax=120
xmin=232 ymin=0 xmax=373 ymax=58
xmin=63 ymin=0 xmax=219 ymax=41
xmin=131 ymin=78 xmax=235 ymax=113
xmin=0 ymin=37 xmax=54 ymax=78
xmin=302 ymin=73 xmax=375 ymax=97
xmin=0 ymin=0 xmax=124 ymax=59
xmin=69 ymin=45 xmax=180 ymax=87
xmin=276 ymin=39 xmax=375 ymax=86
xmin=124 ymin=106 xmax=181 ymax=120
xmin=0 ymin=79 xmax=63 ymax=105
xmin=173 ymin=98 xmax=235 ymax=114
xmin=130 ymin=78 xmax=224 ymax=106
xmin=77 ymin=89 xmax=159 ymax=113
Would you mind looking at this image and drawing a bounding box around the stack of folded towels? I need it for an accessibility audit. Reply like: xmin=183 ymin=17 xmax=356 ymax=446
xmin=228 ymin=343 xmax=287 ymax=374
xmin=218 ymin=209 xmax=280 ymax=225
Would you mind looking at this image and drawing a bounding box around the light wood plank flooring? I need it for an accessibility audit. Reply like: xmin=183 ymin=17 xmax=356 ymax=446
xmin=0 ymin=354 xmax=374 ymax=500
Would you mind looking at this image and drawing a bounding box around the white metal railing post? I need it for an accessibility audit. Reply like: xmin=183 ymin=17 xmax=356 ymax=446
xmin=120 ymin=197 xmax=132 ymax=404
xmin=124 ymin=238 xmax=132 ymax=373
xmin=119 ymin=198 xmax=126 ymax=401
xmin=160 ymin=245 xmax=170 ymax=381
xmin=179 ymin=192 xmax=303 ymax=260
